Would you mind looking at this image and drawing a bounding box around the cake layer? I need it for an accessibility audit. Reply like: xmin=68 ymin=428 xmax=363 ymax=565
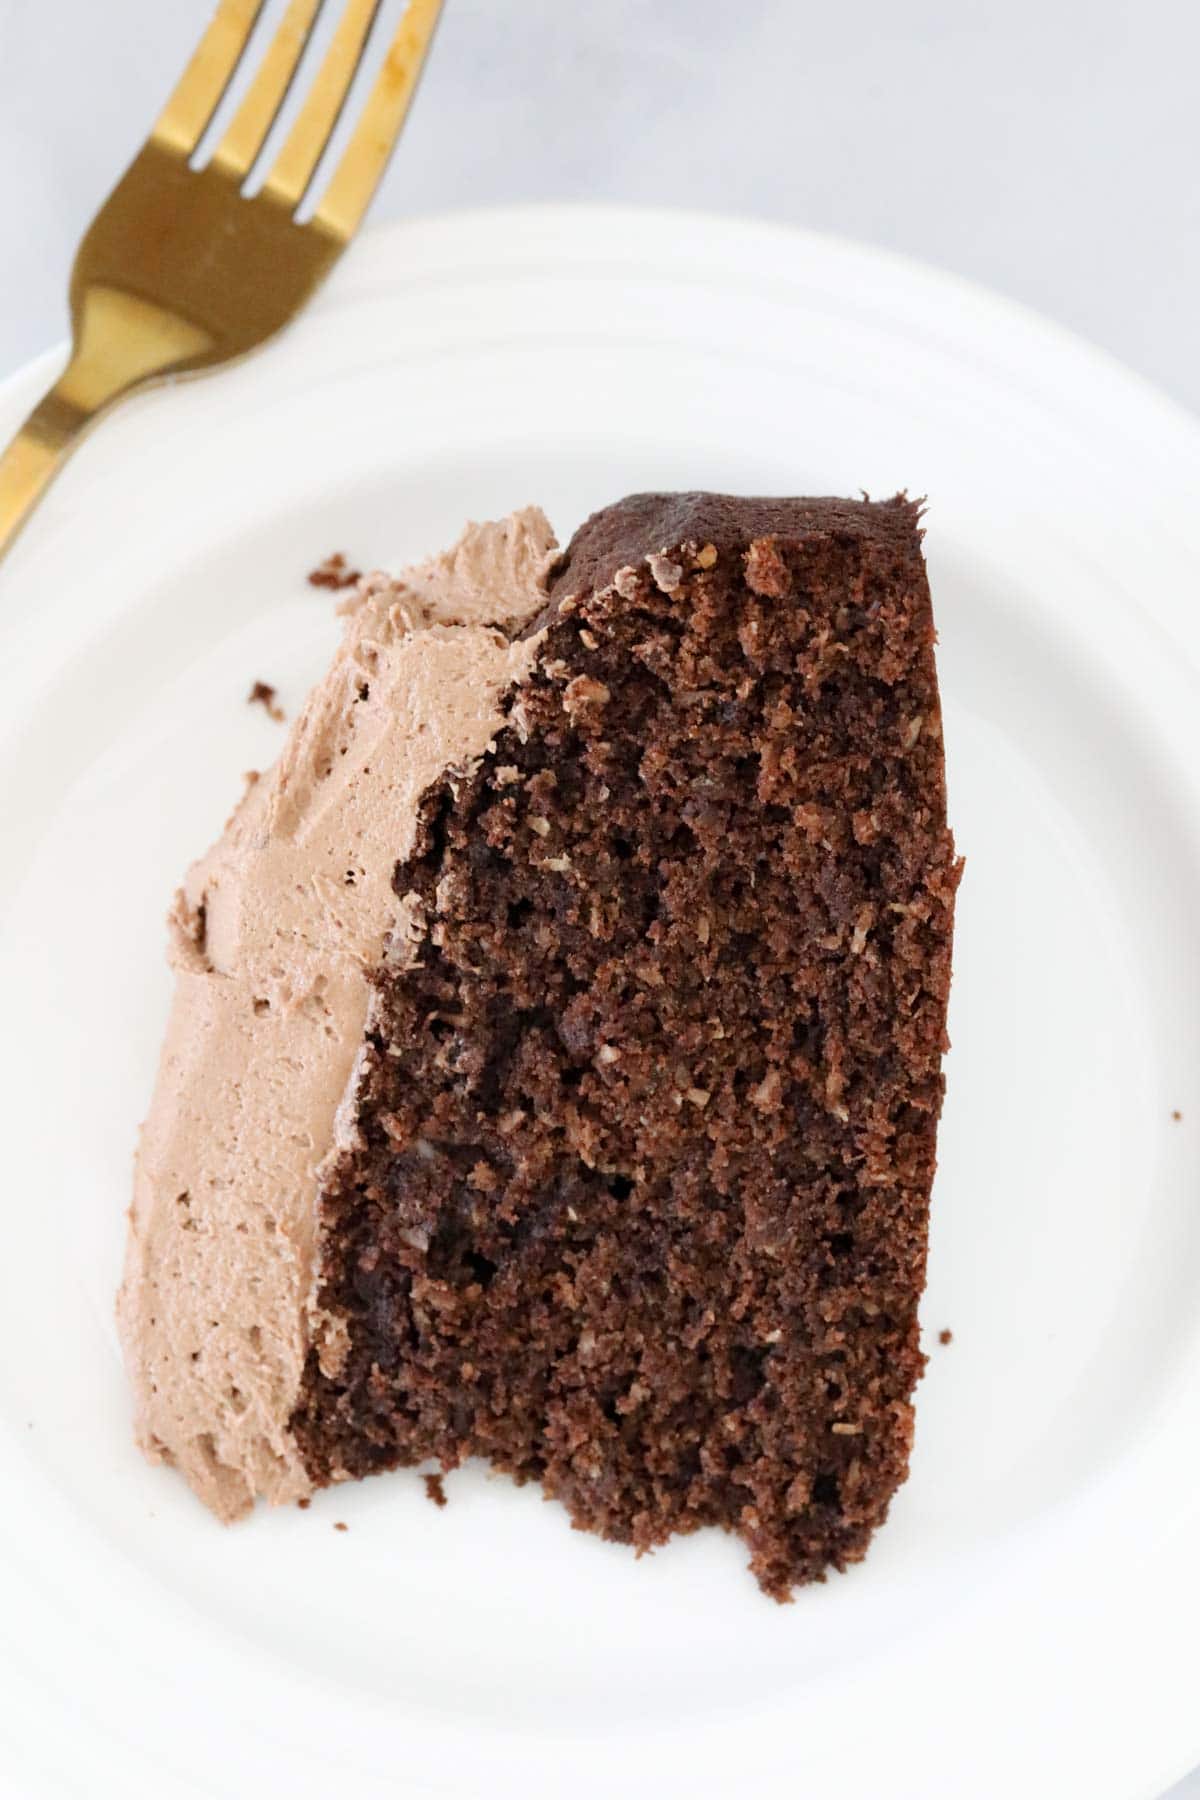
xmin=291 ymin=492 xmax=960 ymax=1596
xmin=118 ymin=510 xmax=557 ymax=1517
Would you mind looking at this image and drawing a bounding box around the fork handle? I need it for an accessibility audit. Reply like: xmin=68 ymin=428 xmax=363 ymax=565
xmin=0 ymin=378 xmax=98 ymax=565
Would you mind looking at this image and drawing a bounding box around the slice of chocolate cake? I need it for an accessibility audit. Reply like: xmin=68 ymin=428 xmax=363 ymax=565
xmin=121 ymin=493 xmax=959 ymax=1599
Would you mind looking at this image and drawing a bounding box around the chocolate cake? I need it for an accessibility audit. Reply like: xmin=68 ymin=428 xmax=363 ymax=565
xmin=120 ymin=493 xmax=959 ymax=1599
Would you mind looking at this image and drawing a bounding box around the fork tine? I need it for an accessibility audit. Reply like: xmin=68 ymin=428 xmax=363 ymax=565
xmin=259 ymin=0 xmax=383 ymax=212
xmin=210 ymin=0 xmax=325 ymax=181
xmin=311 ymin=0 xmax=443 ymax=240
xmin=153 ymin=0 xmax=266 ymax=157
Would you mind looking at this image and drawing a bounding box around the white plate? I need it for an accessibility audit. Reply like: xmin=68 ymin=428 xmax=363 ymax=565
xmin=1 ymin=205 xmax=1198 ymax=1800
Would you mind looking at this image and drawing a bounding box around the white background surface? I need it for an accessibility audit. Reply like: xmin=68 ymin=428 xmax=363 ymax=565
xmin=0 ymin=4 xmax=1197 ymax=1796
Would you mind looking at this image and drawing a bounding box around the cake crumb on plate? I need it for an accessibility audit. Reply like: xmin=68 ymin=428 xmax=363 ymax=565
xmin=423 ymin=1473 xmax=448 ymax=1509
xmin=247 ymin=680 xmax=284 ymax=722
xmin=308 ymin=551 xmax=362 ymax=590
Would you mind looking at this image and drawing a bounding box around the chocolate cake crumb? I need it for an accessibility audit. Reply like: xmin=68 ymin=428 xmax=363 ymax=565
xmin=292 ymin=492 xmax=959 ymax=1600
xmin=308 ymin=552 xmax=362 ymax=591
xmin=1171 ymin=1109 xmax=1182 ymax=1121
xmin=423 ymin=1472 xmax=448 ymax=1509
xmin=247 ymin=680 xmax=285 ymax=722
xmin=938 ymin=1328 xmax=953 ymax=1345
xmin=296 ymin=1496 xmax=311 ymax=1509
xmin=333 ymin=1520 xmax=348 ymax=1532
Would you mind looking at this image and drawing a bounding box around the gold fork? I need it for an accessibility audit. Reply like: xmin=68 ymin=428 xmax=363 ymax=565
xmin=0 ymin=0 xmax=443 ymax=563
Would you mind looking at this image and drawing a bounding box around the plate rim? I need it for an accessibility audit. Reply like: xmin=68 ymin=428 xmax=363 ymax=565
xmin=6 ymin=195 xmax=1200 ymax=478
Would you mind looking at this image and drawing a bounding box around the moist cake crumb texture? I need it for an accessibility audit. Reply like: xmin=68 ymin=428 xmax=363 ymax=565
xmin=291 ymin=492 xmax=960 ymax=1599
